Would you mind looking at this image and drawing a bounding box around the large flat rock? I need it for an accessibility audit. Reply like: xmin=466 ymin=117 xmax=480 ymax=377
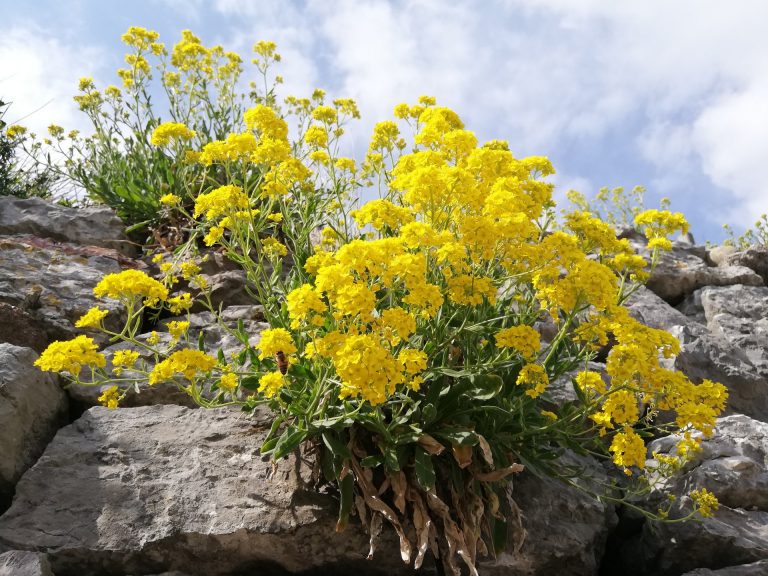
xmin=0 ymin=196 xmax=133 ymax=256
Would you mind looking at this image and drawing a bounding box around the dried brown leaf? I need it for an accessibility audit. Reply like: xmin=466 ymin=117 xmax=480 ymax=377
xmin=475 ymin=463 xmax=525 ymax=482
xmin=452 ymin=444 xmax=473 ymax=469
xmin=391 ymin=470 xmax=407 ymax=514
xmin=418 ymin=433 xmax=446 ymax=455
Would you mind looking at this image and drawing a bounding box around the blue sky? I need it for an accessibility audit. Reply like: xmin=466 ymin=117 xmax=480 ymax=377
xmin=2 ymin=0 xmax=767 ymax=243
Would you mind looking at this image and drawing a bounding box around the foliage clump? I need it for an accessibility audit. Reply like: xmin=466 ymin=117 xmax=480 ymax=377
xmin=0 ymin=99 xmax=58 ymax=199
xmin=35 ymin=28 xmax=727 ymax=574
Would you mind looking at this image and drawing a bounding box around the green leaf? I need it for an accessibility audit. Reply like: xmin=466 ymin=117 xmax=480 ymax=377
xmin=336 ymin=473 xmax=355 ymax=532
xmin=360 ymin=455 xmax=383 ymax=468
xmin=197 ymin=330 xmax=206 ymax=352
xmin=435 ymin=429 xmax=479 ymax=446
xmin=470 ymin=373 xmax=504 ymax=400
xmin=321 ymin=430 xmax=351 ymax=459
xmin=414 ymin=447 xmax=436 ymax=490
xmin=273 ymin=426 xmax=307 ymax=460
xmin=422 ymin=403 xmax=437 ymax=425
xmin=240 ymin=375 xmax=261 ymax=391
xmin=381 ymin=444 xmax=401 ymax=472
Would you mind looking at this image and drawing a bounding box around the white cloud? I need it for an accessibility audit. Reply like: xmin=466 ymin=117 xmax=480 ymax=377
xmin=0 ymin=26 xmax=103 ymax=135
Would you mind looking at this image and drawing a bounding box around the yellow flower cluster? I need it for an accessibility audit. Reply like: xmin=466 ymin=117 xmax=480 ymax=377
xmin=150 ymin=122 xmax=195 ymax=146
xmin=94 ymin=269 xmax=169 ymax=307
xmin=635 ymin=209 xmax=689 ymax=251
xmin=34 ymin=335 xmax=106 ymax=374
xmin=75 ymin=307 xmax=109 ymax=329
xmin=495 ymin=325 xmax=541 ymax=360
xmin=149 ymin=349 xmax=217 ymax=385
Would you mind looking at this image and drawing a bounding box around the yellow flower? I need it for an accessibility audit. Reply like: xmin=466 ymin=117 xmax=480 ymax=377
xmin=160 ymin=193 xmax=181 ymax=205
xmin=147 ymin=331 xmax=161 ymax=346
xmin=219 ymin=372 xmax=238 ymax=392
xmin=495 ymin=326 xmax=541 ymax=360
xmin=286 ymin=284 xmax=327 ymax=329
xmin=609 ymin=427 xmax=646 ymax=472
xmin=168 ymin=320 xmax=190 ymax=340
xmin=5 ymin=125 xmax=27 ymax=138
xmin=167 ymin=293 xmax=193 ymax=314
xmin=35 ymin=335 xmax=106 ymax=374
xmin=112 ymin=350 xmax=140 ymax=376
xmin=98 ymin=385 xmax=120 ymax=409
xmin=194 ymin=185 xmax=249 ymax=220
xmin=258 ymin=371 xmax=285 ymax=398
xmin=267 ymin=212 xmax=284 ymax=222
xmin=149 ymin=349 xmax=216 ymax=385
xmin=258 ymin=328 xmax=297 ymax=360
xmin=690 ymin=488 xmax=719 ymax=518
xmin=151 ymin=122 xmax=195 ymax=146
xmin=94 ymin=269 xmax=169 ymax=307
xmin=75 ymin=307 xmax=109 ymax=329
xmin=262 ymin=237 xmax=288 ymax=258
xmin=517 ymin=364 xmax=549 ymax=399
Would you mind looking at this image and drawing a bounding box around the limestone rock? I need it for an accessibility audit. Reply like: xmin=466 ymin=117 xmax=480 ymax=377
xmin=641 ymin=245 xmax=762 ymax=303
xmin=669 ymin=324 xmax=768 ymax=421
xmin=0 ymin=344 xmax=68 ymax=508
xmin=725 ymin=245 xmax=768 ymax=284
xmin=611 ymin=415 xmax=768 ymax=575
xmin=0 ymin=405 xmax=617 ymax=576
xmin=485 ymin=453 xmax=617 ymax=576
xmin=708 ymin=245 xmax=738 ymax=267
xmin=0 ymin=551 xmax=54 ymax=576
xmin=681 ymin=559 xmax=768 ymax=575
xmin=0 ymin=405 xmax=408 ymax=576
xmin=0 ymin=303 xmax=61 ymax=353
xmin=0 ymin=236 xmax=126 ymax=346
xmin=0 ymin=196 xmax=133 ymax=256
xmin=697 ymin=285 xmax=768 ymax=372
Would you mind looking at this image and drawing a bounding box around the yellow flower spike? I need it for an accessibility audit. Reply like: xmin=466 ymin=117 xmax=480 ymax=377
xmin=258 ymin=328 xmax=297 ymax=360
xmin=168 ymin=320 xmax=190 ymax=341
xmin=149 ymin=349 xmax=216 ymax=385
xmin=151 ymin=122 xmax=195 ymax=146
xmin=258 ymin=371 xmax=285 ymax=398
xmin=97 ymin=385 xmax=121 ymax=409
xmin=517 ymin=364 xmax=549 ymax=399
xmin=75 ymin=307 xmax=109 ymax=330
xmin=35 ymin=335 xmax=106 ymax=374
xmin=94 ymin=269 xmax=169 ymax=307
xmin=690 ymin=488 xmax=719 ymax=518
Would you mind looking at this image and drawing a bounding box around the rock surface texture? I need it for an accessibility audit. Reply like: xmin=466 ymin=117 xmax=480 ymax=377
xmin=0 ymin=196 xmax=134 ymax=256
xmin=0 ymin=344 xmax=67 ymax=509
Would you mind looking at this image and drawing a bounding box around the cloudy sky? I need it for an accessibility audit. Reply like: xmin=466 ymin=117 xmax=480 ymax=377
xmin=2 ymin=0 xmax=767 ymax=243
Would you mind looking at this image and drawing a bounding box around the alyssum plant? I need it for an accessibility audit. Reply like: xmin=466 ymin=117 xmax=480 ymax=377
xmin=34 ymin=28 xmax=726 ymax=575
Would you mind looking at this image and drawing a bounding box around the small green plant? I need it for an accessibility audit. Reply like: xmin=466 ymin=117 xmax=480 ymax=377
xmin=567 ymin=185 xmax=671 ymax=231
xmin=0 ymin=99 xmax=57 ymax=199
xmin=21 ymin=28 xmax=284 ymax=236
xmin=722 ymin=214 xmax=768 ymax=249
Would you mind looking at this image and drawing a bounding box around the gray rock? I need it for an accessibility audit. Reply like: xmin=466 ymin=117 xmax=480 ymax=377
xmin=0 ymin=405 xmax=408 ymax=576
xmin=0 ymin=551 xmax=53 ymax=576
xmin=486 ymin=453 xmax=617 ymax=576
xmin=613 ymin=415 xmax=768 ymax=576
xmin=681 ymin=559 xmax=768 ymax=575
xmin=698 ymin=285 xmax=768 ymax=372
xmin=642 ymin=245 xmax=762 ymax=303
xmin=0 ymin=196 xmax=133 ymax=256
xmin=0 ymin=236 xmax=126 ymax=346
xmin=0 ymin=303 xmax=63 ymax=353
xmin=725 ymin=245 xmax=768 ymax=284
xmin=0 ymin=344 xmax=68 ymax=506
xmin=625 ymin=286 xmax=696 ymax=331
xmin=69 ymin=306 xmax=268 ymax=407
xmin=0 ymin=405 xmax=617 ymax=576
xmin=669 ymin=324 xmax=768 ymax=421
xmin=708 ymin=245 xmax=738 ymax=267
